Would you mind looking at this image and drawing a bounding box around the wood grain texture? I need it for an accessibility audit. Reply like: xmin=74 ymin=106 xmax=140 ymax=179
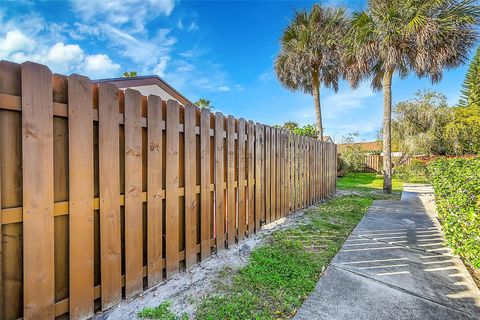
xmin=270 ymin=127 xmax=277 ymax=222
xmin=237 ymin=119 xmax=246 ymax=241
xmin=247 ymin=121 xmax=255 ymax=236
xmin=200 ymin=108 xmax=212 ymax=260
xmin=264 ymin=126 xmax=271 ymax=224
xmin=68 ymin=74 xmax=94 ymax=319
xmin=165 ymin=100 xmax=180 ymax=277
xmin=98 ymin=82 xmax=122 ymax=310
xmin=214 ymin=113 xmax=225 ymax=249
xmin=226 ymin=116 xmax=236 ymax=246
xmin=147 ymin=95 xmax=163 ymax=287
xmin=254 ymin=123 xmax=262 ymax=229
xmin=124 ymin=89 xmax=144 ymax=298
xmin=21 ymin=62 xmax=55 ymax=319
xmin=184 ymin=104 xmax=197 ymax=267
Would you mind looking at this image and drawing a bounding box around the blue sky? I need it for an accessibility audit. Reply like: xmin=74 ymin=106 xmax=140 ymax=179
xmin=1 ymin=0 xmax=477 ymax=141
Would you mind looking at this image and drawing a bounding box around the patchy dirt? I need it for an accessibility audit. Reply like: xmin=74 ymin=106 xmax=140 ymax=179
xmin=94 ymin=203 xmax=317 ymax=320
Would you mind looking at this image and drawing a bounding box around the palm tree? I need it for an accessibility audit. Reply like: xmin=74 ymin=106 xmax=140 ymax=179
xmin=344 ymin=0 xmax=479 ymax=193
xmin=275 ymin=4 xmax=348 ymax=141
xmin=194 ymin=98 xmax=214 ymax=110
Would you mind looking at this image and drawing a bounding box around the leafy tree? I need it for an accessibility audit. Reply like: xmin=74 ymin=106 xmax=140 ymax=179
xmin=278 ymin=122 xmax=319 ymax=138
xmin=338 ymin=132 xmax=366 ymax=174
xmin=445 ymin=105 xmax=480 ymax=155
xmin=194 ymin=98 xmax=214 ymax=111
xmin=283 ymin=121 xmax=299 ymax=131
xmin=292 ymin=124 xmax=319 ymax=138
xmin=275 ymin=4 xmax=348 ymax=140
xmin=344 ymin=0 xmax=479 ymax=192
xmin=392 ymin=90 xmax=453 ymax=156
xmin=123 ymin=71 xmax=138 ymax=77
xmin=459 ymin=47 xmax=480 ymax=108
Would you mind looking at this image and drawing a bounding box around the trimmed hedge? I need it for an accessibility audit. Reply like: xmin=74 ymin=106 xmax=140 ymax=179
xmin=429 ymin=158 xmax=480 ymax=269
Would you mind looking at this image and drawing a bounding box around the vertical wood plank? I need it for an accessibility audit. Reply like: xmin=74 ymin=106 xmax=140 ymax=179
xmin=214 ymin=113 xmax=225 ymax=250
xmin=226 ymin=116 xmax=236 ymax=245
xmin=124 ymin=89 xmax=143 ymax=298
xmin=0 ymin=61 xmax=23 ymax=320
xmin=254 ymin=123 xmax=262 ymax=229
xmin=0 ymin=133 xmax=2 ymax=320
xmin=264 ymin=126 xmax=271 ymax=224
xmin=276 ymin=129 xmax=281 ymax=219
xmin=200 ymin=109 xmax=211 ymax=260
xmin=147 ymin=95 xmax=163 ymax=286
xmin=237 ymin=119 xmax=246 ymax=241
xmin=98 ymin=82 xmax=122 ymax=310
xmin=279 ymin=131 xmax=285 ymax=217
xmin=22 ymin=62 xmax=55 ymax=319
xmin=165 ymin=100 xmax=180 ymax=277
xmin=283 ymin=132 xmax=288 ymax=216
xmin=184 ymin=104 xmax=197 ymax=268
xmin=247 ymin=121 xmax=255 ymax=236
xmin=271 ymin=128 xmax=277 ymax=221
xmin=68 ymin=74 xmax=94 ymax=319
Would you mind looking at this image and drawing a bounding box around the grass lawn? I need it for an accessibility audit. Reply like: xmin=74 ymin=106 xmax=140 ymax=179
xmin=337 ymin=172 xmax=403 ymax=193
xmin=139 ymin=173 xmax=404 ymax=319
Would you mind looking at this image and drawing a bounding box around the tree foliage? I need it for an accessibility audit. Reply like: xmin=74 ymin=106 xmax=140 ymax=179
xmin=445 ymin=105 xmax=480 ymax=155
xmin=194 ymin=98 xmax=214 ymax=111
xmin=278 ymin=121 xmax=319 ymax=138
xmin=344 ymin=0 xmax=479 ymax=192
xmin=459 ymin=47 xmax=480 ymax=108
xmin=123 ymin=71 xmax=138 ymax=77
xmin=392 ymin=90 xmax=452 ymax=156
xmin=275 ymin=4 xmax=348 ymax=138
xmin=338 ymin=132 xmax=366 ymax=174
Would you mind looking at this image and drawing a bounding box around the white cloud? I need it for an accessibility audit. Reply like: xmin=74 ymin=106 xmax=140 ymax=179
xmin=219 ymin=86 xmax=230 ymax=92
xmin=84 ymin=54 xmax=121 ymax=78
xmin=72 ymin=0 xmax=175 ymax=33
xmin=47 ymin=42 xmax=84 ymax=68
xmin=0 ymin=29 xmax=35 ymax=58
xmin=152 ymin=56 xmax=170 ymax=77
xmin=323 ymin=82 xmax=374 ymax=110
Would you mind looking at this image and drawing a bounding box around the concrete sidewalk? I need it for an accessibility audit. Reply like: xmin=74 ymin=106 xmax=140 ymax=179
xmin=294 ymin=185 xmax=480 ymax=320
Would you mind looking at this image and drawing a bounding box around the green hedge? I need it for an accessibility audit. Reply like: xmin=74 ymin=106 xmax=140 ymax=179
xmin=428 ymin=158 xmax=480 ymax=269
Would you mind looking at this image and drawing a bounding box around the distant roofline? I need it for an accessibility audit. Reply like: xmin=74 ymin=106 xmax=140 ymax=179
xmin=93 ymin=75 xmax=193 ymax=106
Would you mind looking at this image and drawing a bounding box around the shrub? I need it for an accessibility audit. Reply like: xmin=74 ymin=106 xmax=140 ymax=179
xmin=428 ymin=158 xmax=480 ymax=269
xmin=394 ymin=160 xmax=429 ymax=183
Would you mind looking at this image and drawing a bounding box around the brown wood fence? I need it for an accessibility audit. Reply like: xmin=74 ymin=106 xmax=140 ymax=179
xmin=363 ymin=155 xmax=412 ymax=173
xmin=0 ymin=61 xmax=337 ymax=320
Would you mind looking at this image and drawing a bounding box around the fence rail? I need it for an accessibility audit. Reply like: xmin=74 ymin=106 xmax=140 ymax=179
xmin=0 ymin=61 xmax=337 ymax=320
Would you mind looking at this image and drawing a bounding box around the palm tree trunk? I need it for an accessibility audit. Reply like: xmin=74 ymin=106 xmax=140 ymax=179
xmin=312 ymin=70 xmax=323 ymax=141
xmin=382 ymin=68 xmax=394 ymax=193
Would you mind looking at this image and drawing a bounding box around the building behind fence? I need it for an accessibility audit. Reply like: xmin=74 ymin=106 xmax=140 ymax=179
xmin=0 ymin=61 xmax=337 ymax=319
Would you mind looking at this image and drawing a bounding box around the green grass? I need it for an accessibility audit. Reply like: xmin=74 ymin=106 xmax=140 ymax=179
xmin=140 ymin=173 xmax=402 ymax=319
xmin=337 ymin=173 xmax=403 ymax=193
xmin=138 ymin=301 xmax=188 ymax=320
xmin=194 ymin=195 xmax=374 ymax=319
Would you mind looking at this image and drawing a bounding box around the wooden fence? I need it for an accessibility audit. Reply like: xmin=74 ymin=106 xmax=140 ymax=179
xmin=0 ymin=61 xmax=337 ymax=320
xmin=363 ymin=155 xmax=411 ymax=173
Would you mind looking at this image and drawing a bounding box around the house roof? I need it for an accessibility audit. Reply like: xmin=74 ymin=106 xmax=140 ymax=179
xmin=323 ymin=136 xmax=333 ymax=143
xmin=94 ymin=75 xmax=193 ymax=106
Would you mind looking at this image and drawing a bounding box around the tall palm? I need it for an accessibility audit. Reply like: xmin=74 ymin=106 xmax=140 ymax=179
xmin=275 ymin=4 xmax=348 ymax=140
xmin=344 ymin=0 xmax=479 ymax=193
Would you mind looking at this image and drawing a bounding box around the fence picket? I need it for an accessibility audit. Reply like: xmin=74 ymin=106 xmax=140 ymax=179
xmin=165 ymin=100 xmax=180 ymax=277
xmin=238 ymin=119 xmax=246 ymax=241
xmin=200 ymin=109 xmax=212 ymax=259
xmin=227 ymin=117 xmax=236 ymax=246
xmin=147 ymin=95 xmax=163 ymax=286
xmin=68 ymin=74 xmax=94 ymax=319
xmin=247 ymin=121 xmax=255 ymax=235
xmin=98 ymin=82 xmax=122 ymax=310
xmin=215 ymin=113 xmax=226 ymax=249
